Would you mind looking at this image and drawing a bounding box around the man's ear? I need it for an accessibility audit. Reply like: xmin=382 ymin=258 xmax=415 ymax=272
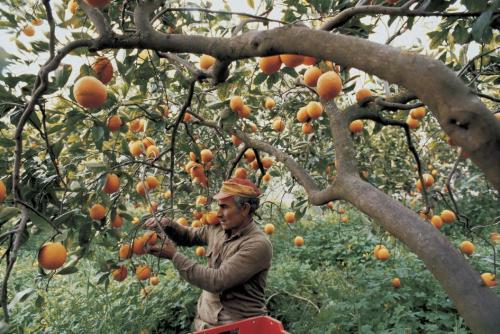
xmin=243 ymin=202 xmax=251 ymax=215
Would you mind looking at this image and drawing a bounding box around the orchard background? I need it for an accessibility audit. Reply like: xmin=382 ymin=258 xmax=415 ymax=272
xmin=0 ymin=0 xmax=499 ymax=333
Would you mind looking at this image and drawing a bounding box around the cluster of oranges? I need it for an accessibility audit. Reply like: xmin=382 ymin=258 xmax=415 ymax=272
xmin=184 ymin=149 xmax=213 ymax=187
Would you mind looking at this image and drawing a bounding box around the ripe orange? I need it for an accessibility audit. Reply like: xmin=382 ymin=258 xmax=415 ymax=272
xmin=107 ymin=115 xmax=122 ymax=132
xmin=111 ymin=213 xmax=123 ymax=228
xmin=440 ymin=209 xmax=456 ymax=223
xmin=119 ymin=244 xmax=132 ymax=260
xmin=230 ymin=96 xmax=244 ymax=113
xmin=430 ymin=215 xmax=443 ymax=229
xmin=410 ymin=107 xmax=426 ymax=120
xmin=302 ymin=122 xmax=314 ymax=134
xmin=145 ymin=175 xmax=159 ymax=189
xmin=136 ymin=264 xmax=152 ymax=280
xmin=480 ymin=273 xmax=497 ymax=287
xmin=341 ymin=216 xmax=349 ymax=223
xmin=294 ymin=236 xmax=304 ymax=247
xmin=163 ymin=190 xmax=172 ymax=199
xmin=136 ymin=181 xmax=148 ymax=196
xmin=196 ymin=195 xmax=208 ymax=206
xmin=192 ymin=220 xmax=202 ymax=228
xmin=280 ymin=54 xmax=304 ymax=67
xmin=244 ymin=149 xmax=256 ymax=163
xmin=142 ymin=137 xmax=155 ymax=149
xmin=177 ymin=217 xmax=189 ymax=226
xmin=199 ymin=54 xmax=216 ymax=70
xmin=296 ymin=107 xmax=309 ymax=123
xmin=264 ymin=97 xmax=276 ymax=110
xmin=111 ymin=266 xmax=128 ymax=282
xmin=68 ymin=0 xmax=78 ymax=14
xmin=92 ymin=56 xmax=113 ymax=84
xmin=316 ymin=71 xmax=342 ymax=100
xmin=183 ymin=113 xmax=192 ymax=122
xmin=150 ymin=276 xmax=160 ymax=286
xmin=262 ymin=172 xmax=271 ymax=183
xmin=89 ymin=204 xmax=106 ymax=220
xmin=306 ymin=101 xmax=323 ymax=119
xmin=373 ymin=245 xmax=386 ymax=258
xmin=204 ymin=211 xmax=219 ymax=225
xmin=234 ymin=167 xmax=248 ymax=179
xmin=31 ymin=18 xmax=43 ymax=26
xmin=355 ymin=88 xmax=372 ymax=102
xmin=195 ymin=246 xmax=206 ymax=256
xmin=73 ymin=76 xmax=107 ymax=109
xmin=377 ymin=247 xmax=390 ymax=261
xmin=272 ymin=118 xmax=285 ymax=132
xmin=190 ymin=163 xmax=205 ymax=178
xmin=303 ymin=67 xmax=322 ymax=87
xmin=327 ymin=201 xmax=334 ymax=209
xmin=302 ymin=56 xmax=317 ymax=65
xmin=250 ymin=160 xmax=259 ymax=171
xmin=259 ymin=56 xmax=282 ymax=74
xmin=238 ymin=105 xmax=251 ymax=118
xmin=103 ymin=173 xmax=120 ymax=194
xmin=129 ymin=119 xmax=145 ymax=132
xmin=84 ymin=0 xmax=111 ymax=8
xmin=144 ymin=231 xmax=158 ymax=245
xmin=200 ymin=149 xmax=213 ymax=163
xmin=349 ymin=120 xmax=364 ymax=133
xmin=146 ymin=145 xmax=160 ymax=159
xmin=0 ymin=180 xmax=7 ymax=201
xmin=129 ymin=140 xmax=143 ymax=156
xmin=22 ymin=25 xmax=35 ymax=37
xmin=284 ymin=212 xmax=296 ymax=224
xmin=264 ymin=223 xmax=275 ymax=234
xmin=391 ymin=277 xmax=401 ymax=288
xmin=38 ymin=242 xmax=67 ymax=270
xmin=261 ymin=157 xmax=273 ymax=169
xmin=459 ymin=241 xmax=474 ymax=255
xmin=422 ymin=174 xmax=434 ymax=187
xmin=406 ymin=116 xmax=420 ymax=129
xmin=132 ymin=237 xmax=148 ymax=256
xmin=231 ymin=135 xmax=242 ymax=146
xmin=148 ymin=201 xmax=158 ymax=213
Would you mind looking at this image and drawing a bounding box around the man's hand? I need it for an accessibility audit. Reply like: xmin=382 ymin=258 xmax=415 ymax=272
xmin=147 ymin=238 xmax=177 ymax=260
xmin=144 ymin=217 xmax=171 ymax=233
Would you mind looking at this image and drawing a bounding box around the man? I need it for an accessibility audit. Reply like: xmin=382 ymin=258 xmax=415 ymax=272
xmin=145 ymin=178 xmax=273 ymax=331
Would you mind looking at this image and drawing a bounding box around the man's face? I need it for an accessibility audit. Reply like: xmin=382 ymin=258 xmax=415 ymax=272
xmin=217 ymin=197 xmax=249 ymax=231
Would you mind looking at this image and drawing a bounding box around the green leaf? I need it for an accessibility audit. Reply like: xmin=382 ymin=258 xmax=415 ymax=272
xmin=0 ymin=207 xmax=20 ymax=223
xmin=246 ymin=0 xmax=255 ymax=9
xmin=54 ymin=64 xmax=73 ymax=88
xmin=8 ymin=288 xmax=35 ymax=309
xmin=0 ymin=137 xmax=15 ymax=147
xmin=58 ymin=266 xmax=78 ymax=275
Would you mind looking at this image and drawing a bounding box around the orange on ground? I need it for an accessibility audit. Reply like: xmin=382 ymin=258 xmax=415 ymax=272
xmin=391 ymin=277 xmax=401 ymax=288
xmin=129 ymin=119 xmax=145 ymax=132
xmin=230 ymin=96 xmax=244 ymax=113
xmin=294 ymin=236 xmax=304 ymax=247
xmin=406 ymin=116 xmax=420 ymax=129
xmin=136 ymin=265 xmax=152 ymax=280
xmin=231 ymin=135 xmax=242 ymax=146
xmin=129 ymin=140 xmax=143 ymax=156
xmin=199 ymin=54 xmax=216 ymax=70
xmin=272 ymin=118 xmax=285 ymax=132
xmin=480 ymin=273 xmax=497 ymax=287
xmin=146 ymin=145 xmax=160 ymax=159
xmin=259 ymin=56 xmax=282 ymax=75
xmin=303 ymin=67 xmax=322 ymax=87
xmin=0 ymin=180 xmax=7 ymax=201
xmin=103 ymin=173 xmax=120 ymax=194
xmin=459 ymin=241 xmax=475 ymax=255
xmin=261 ymin=157 xmax=273 ymax=169
xmin=119 ymin=244 xmax=132 ymax=260
xmin=296 ymin=107 xmax=309 ymax=123
xmin=430 ymin=215 xmax=443 ymax=229
xmin=316 ymin=71 xmax=342 ymax=100
xmin=302 ymin=56 xmax=317 ymax=65
xmin=244 ymin=149 xmax=256 ymax=163
xmin=355 ymin=88 xmax=372 ymax=102
xmin=234 ymin=167 xmax=248 ymax=179
xmin=264 ymin=224 xmax=275 ymax=235
xmin=410 ymin=107 xmax=426 ymax=120
xmin=107 ymin=115 xmax=122 ymax=132
xmin=349 ymin=120 xmax=364 ymax=133
xmin=111 ymin=266 xmax=128 ymax=282
xmin=142 ymin=137 xmax=155 ymax=149
xmin=195 ymin=246 xmax=206 ymax=256
xmin=200 ymin=149 xmax=213 ymax=163
xmin=280 ymin=54 xmax=304 ymax=67
xmin=262 ymin=173 xmax=271 ymax=183
xmin=284 ymin=212 xmax=296 ymax=224
xmin=38 ymin=242 xmax=67 ymax=270
xmin=302 ymin=123 xmax=314 ymax=134
xmin=150 ymin=276 xmax=160 ymax=285
xmin=440 ymin=209 xmax=456 ymax=223
xmin=92 ymin=57 xmax=113 ymax=84
xmin=111 ymin=214 xmax=123 ymax=228
xmin=73 ymin=76 xmax=107 ymax=109
xmin=264 ymin=97 xmax=276 ymax=110
xmin=306 ymin=101 xmax=323 ymax=119
xmin=89 ymin=204 xmax=106 ymax=220
xmin=136 ymin=181 xmax=148 ymax=196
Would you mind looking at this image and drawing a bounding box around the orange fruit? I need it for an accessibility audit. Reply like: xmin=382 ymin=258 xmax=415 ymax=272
xmin=391 ymin=277 xmax=401 ymax=288
xmin=31 ymin=18 xmax=43 ymax=26
xmin=264 ymin=223 xmax=275 ymax=234
xmin=489 ymin=232 xmax=500 ymax=243
xmin=103 ymin=173 xmax=120 ymax=194
xmin=196 ymin=195 xmax=208 ymax=206
xmin=0 ymin=180 xmax=7 ymax=201
xmin=195 ymin=246 xmax=206 ymax=256
xmin=163 ymin=191 xmax=172 ymax=199
xmin=142 ymin=137 xmax=155 ymax=149
xmin=302 ymin=122 xmax=314 ymax=134
xmin=231 ymin=135 xmax=242 ymax=146
xmin=338 ymin=208 xmax=346 ymax=214
xmin=272 ymin=118 xmax=285 ymax=132
xmin=89 ymin=204 xmax=106 ymax=220
xmin=406 ymin=116 xmax=420 ymax=129
xmin=144 ymin=231 xmax=158 ymax=245
xmin=294 ymin=236 xmax=304 ymax=247
xmin=136 ymin=264 xmax=152 ymax=280
xmin=249 ymin=160 xmax=259 ymax=170
xmin=84 ymin=0 xmax=111 ymax=8
xmin=430 ymin=215 xmax=443 ymax=229
xmin=284 ymin=212 xmax=296 ymax=224
xmin=262 ymin=172 xmax=271 ymax=183
xmin=244 ymin=149 xmax=256 ymax=163
xmin=204 ymin=211 xmax=219 ymax=225
xmin=316 ymin=71 xmax=342 ymax=100
xmin=355 ymin=88 xmax=372 ymax=102
xmin=200 ymin=149 xmax=213 ymax=163
xmin=264 ymin=97 xmax=276 ymax=110
xmin=192 ymin=220 xmax=202 ymax=228
xmin=92 ymin=56 xmax=113 ymax=84
xmin=234 ymin=167 xmax=248 ymax=179
xmin=327 ymin=201 xmax=334 ymax=209
xmin=193 ymin=210 xmax=203 ymax=220
xmin=73 ymin=76 xmax=107 ymax=109
xmin=111 ymin=213 xmax=123 ymax=228
xmin=261 ymin=157 xmax=273 ymax=169
xmin=302 ymin=56 xmax=317 ymax=65
xmin=280 ymin=54 xmax=304 ymax=67
xmin=259 ymin=56 xmax=282 ymax=74
xmin=377 ymin=247 xmax=390 ymax=261
xmin=306 ymin=101 xmax=323 ymax=119
xmin=22 ymin=25 xmax=35 ymax=37
xmin=422 ymin=174 xmax=434 ymax=187
xmin=148 ymin=276 xmax=159 ymax=286
xmin=146 ymin=145 xmax=160 ymax=159
xmin=38 ymin=242 xmax=67 ymax=270
xmin=238 ymin=105 xmax=251 ymax=118
xmin=199 ymin=54 xmax=216 ymax=70
xmin=480 ymin=273 xmax=497 ymax=287
xmin=129 ymin=119 xmax=145 ymax=132
xmin=373 ymin=245 xmax=386 ymax=258
xmin=136 ymin=181 xmax=148 ymax=196
xmin=341 ymin=216 xmax=349 ymax=223
xmin=132 ymin=237 xmax=148 ymax=256
xmin=119 ymin=244 xmax=132 ymax=260
xmin=230 ymin=96 xmax=244 ymax=113
xmin=303 ymin=67 xmax=322 ymax=87
xmin=296 ymin=107 xmax=309 ymax=123
xmin=68 ymin=0 xmax=78 ymax=14
xmin=349 ymin=120 xmax=364 ymax=133
xmin=190 ymin=163 xmax=205 ymax=178
xmin=107 ymin=115 xmax=122 ymax=132
xmin=148 ymin=201 xmax=158 ymax=213
xmin=440 ymin=209 xmax=456 ymax=223
xmin=145 ymin=175 xmax=159 ymax=189
xmin=129 ymin=140 xmax=143 ymax=156
xmin=183 ymin=113 xmax=192 ymax=122
xmin=111 ymin=266 xmax=128 ymax=282
xmin=459 ymin=241 xmax=474 ymax=255
xmin=132 ymin=217 xmax=140 ymax=225
xmin=410 ymin=107 xmax=426 ymax=120
xmin=177 ymin=217 xmax=189 ymax=226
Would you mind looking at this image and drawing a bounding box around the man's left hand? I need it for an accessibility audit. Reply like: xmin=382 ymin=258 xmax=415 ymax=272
xmin=147 ymin=238 xmax=177 ymax=259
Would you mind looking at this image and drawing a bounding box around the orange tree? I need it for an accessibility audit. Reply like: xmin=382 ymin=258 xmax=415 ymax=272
xmin=0 ymin=0 xmax=499 ymax=332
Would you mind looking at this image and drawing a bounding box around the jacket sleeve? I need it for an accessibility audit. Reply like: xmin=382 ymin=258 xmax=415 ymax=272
xmin=164 ymin=222 xmax=209 ymax=246
xmin=171 ymin=238 xmax=272 ymax=293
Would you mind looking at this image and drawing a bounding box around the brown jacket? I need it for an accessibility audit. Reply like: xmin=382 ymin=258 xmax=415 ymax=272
xmin=165 ymin=220 xmax=273 ymax=327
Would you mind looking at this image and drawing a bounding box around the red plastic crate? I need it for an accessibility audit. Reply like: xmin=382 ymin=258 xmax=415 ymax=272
xmin=194 ymin=315 xmax=287 ymax=334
